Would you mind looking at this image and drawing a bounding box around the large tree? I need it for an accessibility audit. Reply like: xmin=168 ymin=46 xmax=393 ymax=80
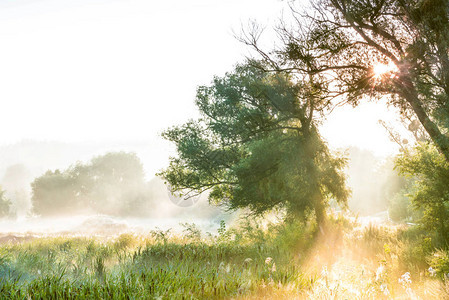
xmin=160 ymin=65 xmax=349 ymax=225
xmin=244 ymin=0 xmax=449 ymax=161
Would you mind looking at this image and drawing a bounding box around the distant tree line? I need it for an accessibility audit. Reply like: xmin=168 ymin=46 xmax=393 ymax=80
xmin=31 ymin=152 xmax=153 ymax=217
xmin=0 ymin=188 xmax=11 ymax=218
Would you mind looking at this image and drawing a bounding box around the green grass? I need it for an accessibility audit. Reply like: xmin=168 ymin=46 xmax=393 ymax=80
xmin=0 ymin=217 xmax=448 ymax=299
xmin=0 ymin=219 xmax=316 ymax=299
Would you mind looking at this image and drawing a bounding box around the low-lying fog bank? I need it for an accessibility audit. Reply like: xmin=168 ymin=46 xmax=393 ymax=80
xmin=0 ymin=214 xmax=233 ymax=237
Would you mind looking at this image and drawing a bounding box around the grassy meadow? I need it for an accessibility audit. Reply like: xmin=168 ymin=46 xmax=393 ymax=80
xmin=0 ymin=217 xmax=448 ymax=299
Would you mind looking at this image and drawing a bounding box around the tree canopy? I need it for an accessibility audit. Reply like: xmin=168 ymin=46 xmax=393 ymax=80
xmin=160 ymin=64 xmax=349 ymax=224
xmin=244 ymin=0 xmax=449 ymax=162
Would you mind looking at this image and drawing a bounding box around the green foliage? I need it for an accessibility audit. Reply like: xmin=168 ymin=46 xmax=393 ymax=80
xmin=31 ymin=152 xmax=152 ymax=217
xmin=180 ymin=222 xmax=202 ymax=242
xmin=149 ymin=228 xmax=172 ymax=244
xmin=396 ymin=143 xmax=449 ymax=244
xmin=31 ymin=169 xmax=81 ymax=216
xmin=113 ymin=234 xmax=137 ymax=252
xmin=388 ymin=192 xmax=414 ymax=223
xmin=160 ymin=64 xmax=349 ymax=224
xmin=428 ymin=249 xmax=449 ymax=279
xmin=400 ymin=235 xmax=433 ymax=271
xmin=246 ymin=0 xmax=449 ymax=163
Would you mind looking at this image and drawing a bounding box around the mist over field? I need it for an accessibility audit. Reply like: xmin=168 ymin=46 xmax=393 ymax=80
xmin=0 ymin=139 xmax=401 ymax=241
xmin=1 ymin=0 xmax=449 ymax=299
xmin=0 ymin=141 xmax=236 ymax=235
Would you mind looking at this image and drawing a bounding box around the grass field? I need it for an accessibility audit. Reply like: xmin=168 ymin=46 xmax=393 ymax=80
xmin=0 ymin=216 xmax=448 ymax=299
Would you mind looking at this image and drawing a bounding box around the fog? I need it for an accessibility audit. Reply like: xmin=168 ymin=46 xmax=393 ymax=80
xmin=0 ymin=0 xmax=408 ymax=238
xmin=0 ymin=141 xmax=239 ymax=237
xmin=0 ymin=140 xmax=404 ymax=239
xmin=345 ymin=147 xmax=405 ymax=216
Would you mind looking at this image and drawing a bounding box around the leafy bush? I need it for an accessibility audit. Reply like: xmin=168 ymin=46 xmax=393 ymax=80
xmin=396 ymin=143 xmax=449 ymax=244
xmin=428 ymin=249 xmax=449 ymax=279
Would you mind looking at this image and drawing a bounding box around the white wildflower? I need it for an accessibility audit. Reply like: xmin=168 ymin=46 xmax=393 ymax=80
xmin=380 ymin=284 xmax=390 ymax=296
xmin=265 ymin=257 xmax=273 ymax=265
xmin=428 ymin=267 xmax=437 ymax=277
xmin=226 ymin=263 xmax=231 ymax=273
xmin=375 ymin=265 xmax=384 ymax=281
xmin=271 ymin=262 xmax=276 ymax=272
xmin=244 ymin=258 xmax=253 ymax=264
xmin=399 ymin=272 xmax=413 ymax=293
xmin=321 ymin=266 xmax=328 ymax=277
xmin=399 ymin=272 xmax=412 ymax=285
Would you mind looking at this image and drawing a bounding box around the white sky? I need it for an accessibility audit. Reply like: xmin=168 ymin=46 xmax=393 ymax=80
xmin=0 ymin=0 xmax=403 ymax=176
xmin=321 ymin=101 xmax=406 ymax=157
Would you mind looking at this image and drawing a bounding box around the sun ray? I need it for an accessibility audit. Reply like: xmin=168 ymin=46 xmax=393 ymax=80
xmin=372 ymin=61 xmax=398 ymax=79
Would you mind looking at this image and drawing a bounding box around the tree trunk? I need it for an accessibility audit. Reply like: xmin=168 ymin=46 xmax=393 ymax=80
xmin=314 ymin=198 xmax=327 ymax=234
xmin=303 ymin=125 xmax=328 ymax=233
xmin=397 ymin=75 xmax=449 ymax=162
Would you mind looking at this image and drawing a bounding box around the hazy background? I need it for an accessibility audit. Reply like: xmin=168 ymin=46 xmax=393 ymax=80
xmin=0 ymin=0 xmax=410 ymax=232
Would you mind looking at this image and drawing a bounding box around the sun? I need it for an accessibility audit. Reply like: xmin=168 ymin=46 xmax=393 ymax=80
xmin=372 ymin=61 xmax=398 ymax=79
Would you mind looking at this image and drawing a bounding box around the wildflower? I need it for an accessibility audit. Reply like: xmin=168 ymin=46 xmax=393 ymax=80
xmin=321 ymin=266 xmax=328 ymax=277
xmin=226 ymin=263 xmax=231 ymax=273
xmin=244 ymin=258 xmax=253 ymax=264
xmin=265 ymin=257 xmax=273 ymax=265
xmin=37 ymin=270 xmax=41 ymax=275
xmin=428 ymin=267 xmax=437 ymax=277
xmin=380 ymin=284 xmax=390 ymax=296
xmin=399 ymin=272 xmax=412 ymax=288
xmin=243 ymin=258 xmax=253 ymax=268
xmin=398 ymin=272 xmax=412 ymax=294
xmin=271 ymin=262 xmax=276 ymax=272
xmin=375 ymin=265 xmax=384 ymax=281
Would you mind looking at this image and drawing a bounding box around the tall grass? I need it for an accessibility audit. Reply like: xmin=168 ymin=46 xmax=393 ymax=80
xmin=0 ymin=218 xmax=316 ymax=299
xmin=0 ymin=216 xmax=448 ymax=299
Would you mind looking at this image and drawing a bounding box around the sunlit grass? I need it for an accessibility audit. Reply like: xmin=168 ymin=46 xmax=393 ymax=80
xmin=0 ymin=219 xmax=315 ymax=299
xmin=0 ymin=217 xmax=448 ymax=299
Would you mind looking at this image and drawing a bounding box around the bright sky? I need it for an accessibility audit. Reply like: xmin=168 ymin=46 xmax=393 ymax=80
xmin=321 ymin=101 xmax=405 ymax=157
xmin=0 ymin=0 xmax=402 ymax=175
